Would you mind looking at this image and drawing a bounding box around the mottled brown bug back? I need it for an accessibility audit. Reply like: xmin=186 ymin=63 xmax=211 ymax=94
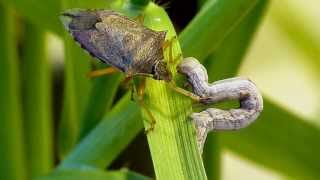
xmin=60 ymin=9 xmax=171 ymax=81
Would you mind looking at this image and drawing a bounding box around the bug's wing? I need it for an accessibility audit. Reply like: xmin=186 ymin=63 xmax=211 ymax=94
xmin=60 ymin=9 xmax=130 ymax=72
xmin=131 ymin=31 xmax=166 ymax=74
xmin=96 ymin=12 xmax=168 ymax=75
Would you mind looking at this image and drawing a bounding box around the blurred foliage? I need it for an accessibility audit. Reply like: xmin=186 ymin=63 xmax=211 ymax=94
xmin=39 ymin=169 xmax=150 ymax=180
xmin=0 ymin=0 xmax=319 ymax=179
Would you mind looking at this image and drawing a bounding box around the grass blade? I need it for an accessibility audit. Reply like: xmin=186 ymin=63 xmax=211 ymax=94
xmin=191 ymin=0 xmax=320 ymax=177
xmin=58 ymin=33 xmax=92 ymax=158
xmin=141 ymin=3 xmax=207 ymax=179
xmin=0 ymin=4 xmax=26 ymax=180
xmin=1 ymin=0 xmax=120 ymax=35
xmin=202 ymin=135 xmax=221 ymax=180
xmin=221 ymin=99 xmax=320 ymax=178
xmin=79 ymin=71 xmax=122 ymax=140
xmin=60 ymin=94 xmax=142 ymax=169
xmin=21 ymin=22 xmax=53 ymax=178
xmin=179 ymin=0 xmax=260 ymax=61
xmin=40 ymin=168 xmax=150 ymax=180
xmin=202 ymin=1 xmax=268 ymax=179
xmin=271 ymin=1 xmax=320 ymax=67
xmin=204 ymin=0 xmax=269 ymax=81
xmin=2 ymin=0 xmax=62 ymax=35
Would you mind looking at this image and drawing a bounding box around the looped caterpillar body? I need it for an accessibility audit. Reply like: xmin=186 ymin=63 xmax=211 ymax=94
xmin=178 ymin=57 xmax=263 ymax=152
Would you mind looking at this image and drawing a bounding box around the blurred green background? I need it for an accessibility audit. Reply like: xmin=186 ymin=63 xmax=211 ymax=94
xmin=0 ymin=0 xmax=319 ymax=179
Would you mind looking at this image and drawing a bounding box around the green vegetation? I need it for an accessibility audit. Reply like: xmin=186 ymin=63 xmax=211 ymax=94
xmin=0 ymin=0 xmax=319 ymax=179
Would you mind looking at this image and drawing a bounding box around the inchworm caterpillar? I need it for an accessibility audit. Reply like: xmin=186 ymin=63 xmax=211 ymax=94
xmin=178 ymin=57 xmax=263 ymax=152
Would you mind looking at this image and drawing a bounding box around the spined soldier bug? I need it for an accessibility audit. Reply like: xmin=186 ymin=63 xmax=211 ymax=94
xmin=60 ymin=9 xmax=172 ymax=81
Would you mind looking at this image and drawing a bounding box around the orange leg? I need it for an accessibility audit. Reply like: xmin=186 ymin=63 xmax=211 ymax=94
xmin=87 ymin=67 xmax=119 ymax=78
xmin=162 ymin=36 xmax=176 ymax=64
xmin=162 ymin=36 xmax=182 ymax=66
xmin=167 ymin=82 xmax=201 ymax=102
xmin=162 ymin=37 xmax=200 ymax=101
xmin=135 ymin=78 xmax=156 ymax=133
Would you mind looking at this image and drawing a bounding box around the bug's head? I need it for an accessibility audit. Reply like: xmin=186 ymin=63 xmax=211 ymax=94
xmin=152 ymin=61 xmax=172 ymax=82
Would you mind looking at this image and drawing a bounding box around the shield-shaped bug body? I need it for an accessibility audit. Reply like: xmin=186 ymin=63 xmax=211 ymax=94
xmin=60 ymin=9 xmax=171 ymax=81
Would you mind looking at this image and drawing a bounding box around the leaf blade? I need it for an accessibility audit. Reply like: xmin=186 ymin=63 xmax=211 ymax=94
xmin=60 ymin=94 xmax=142 ymax=169
xmin=0 ymin=4 xmax=27 ymax=180
xmin=179 ymin=0 xmax=260 ymax=61
xmin=221 ymin=99 xmax=320 ymax=178
xmin=21 ymin=21 xmax=53 ymax=178
xmin=40 ymin=168 xmax=150 ymax=180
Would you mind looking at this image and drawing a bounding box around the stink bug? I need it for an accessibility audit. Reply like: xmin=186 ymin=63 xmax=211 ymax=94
xmin=60 ymin=9 xmax=172 ymax=81
xmin=60 ymin=8 xmax=183 ymax=132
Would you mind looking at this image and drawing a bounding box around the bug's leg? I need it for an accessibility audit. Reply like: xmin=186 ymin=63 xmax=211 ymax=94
xmin=122 ymin=75 xmax=135 ymax=101
xmin=162 ymin=36 xmax=178 ymax=64
xmin=135 ymin=78 xmax=156 ymax=133
xmin=87 ymin=67 xmax=119 ymax=78
xmin=167 ymin=82 xmax=201 ymax=102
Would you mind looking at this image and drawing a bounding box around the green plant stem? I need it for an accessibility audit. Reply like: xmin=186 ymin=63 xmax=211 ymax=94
xmin=179 ymin=0 xmax=260 ymax=61
xmin=59 ymin=94 xmax=142 ymax=169
xmin=141 ymin=3 xmax=207 ymax=179
xmin=0 ymin=4 xmax=27 ymax=180
xmin=21 ymin=22 xmax=53 ymax=178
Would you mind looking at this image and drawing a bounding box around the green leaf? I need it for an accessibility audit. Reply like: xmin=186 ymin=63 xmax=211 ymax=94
xmin=1 ymin=0 xmax=119 ymax=35
xmin=79 ymin=70 xmax=123 ymax=140
xmin=202 ymin=135 xmax=221 ymax=180
xmin=204 ymin=0 xmax=269 ymax=81
xmin=202 ymin=1 xmax=268 ymax=179
xmin=40 ymin=168 xmax=150 ymax=180
xmin=1 ymin=0 xmax=63 ymax=35
xmin=58 ymin=33 xmax=92 ymax=158
xmin=60 ymin=94 xmax=142 ymax=169
xmin=271 ymin=1 xmax=320 ymax=68
xmin=179 ymin=0 xmax=260 ymax=61
xmin=21 ymin=21 xmax=53 ymax=178
xmin=221 ymin=99 xmax=320 ymax=178
xmin=141 ymin=3 xmax=207 ymax=179
xmin=0 ymin=3 xmax=26 ymax=180
xmin=193 ymin=0 xmax=320 ymax=178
